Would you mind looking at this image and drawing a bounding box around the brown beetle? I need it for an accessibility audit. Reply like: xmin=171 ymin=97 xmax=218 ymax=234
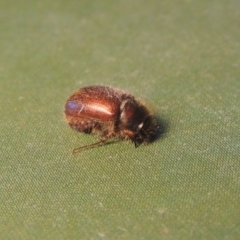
xmin=65 ymin=85 xmax=157 ymax=153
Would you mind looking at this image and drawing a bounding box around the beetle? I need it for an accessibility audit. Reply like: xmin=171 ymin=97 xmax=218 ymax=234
xmin=65 ymin=85 xmax=157 ymax=153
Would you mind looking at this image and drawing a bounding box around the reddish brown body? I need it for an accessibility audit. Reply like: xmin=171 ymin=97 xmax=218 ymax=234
xmin=65 ymin=85 xmax=156 ymax=153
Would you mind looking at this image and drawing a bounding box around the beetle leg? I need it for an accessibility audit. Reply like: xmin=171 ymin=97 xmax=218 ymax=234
xmin=72 ymin=131 xmax=115 ymax=154
xmin=69 ymin=121 xmax=94 ymax=133
xmin=100 ymin=131 xmax=115 ymax=141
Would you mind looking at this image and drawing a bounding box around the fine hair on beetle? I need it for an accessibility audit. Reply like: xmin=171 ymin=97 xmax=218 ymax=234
xmin=65 ymin=85 xmax=157 ymax=153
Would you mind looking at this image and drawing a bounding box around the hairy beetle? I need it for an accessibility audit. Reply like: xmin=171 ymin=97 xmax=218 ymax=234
xmin=65 ymin=85 xmax=157 ymax=153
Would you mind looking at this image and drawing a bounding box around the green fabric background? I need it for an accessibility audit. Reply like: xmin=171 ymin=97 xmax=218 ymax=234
xmin=1 ymin=0 xmax=239 ymax=239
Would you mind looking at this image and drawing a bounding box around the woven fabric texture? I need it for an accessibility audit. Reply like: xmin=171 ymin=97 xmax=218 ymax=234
xmin=1 ymin=0 xmax=239 ymax=239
